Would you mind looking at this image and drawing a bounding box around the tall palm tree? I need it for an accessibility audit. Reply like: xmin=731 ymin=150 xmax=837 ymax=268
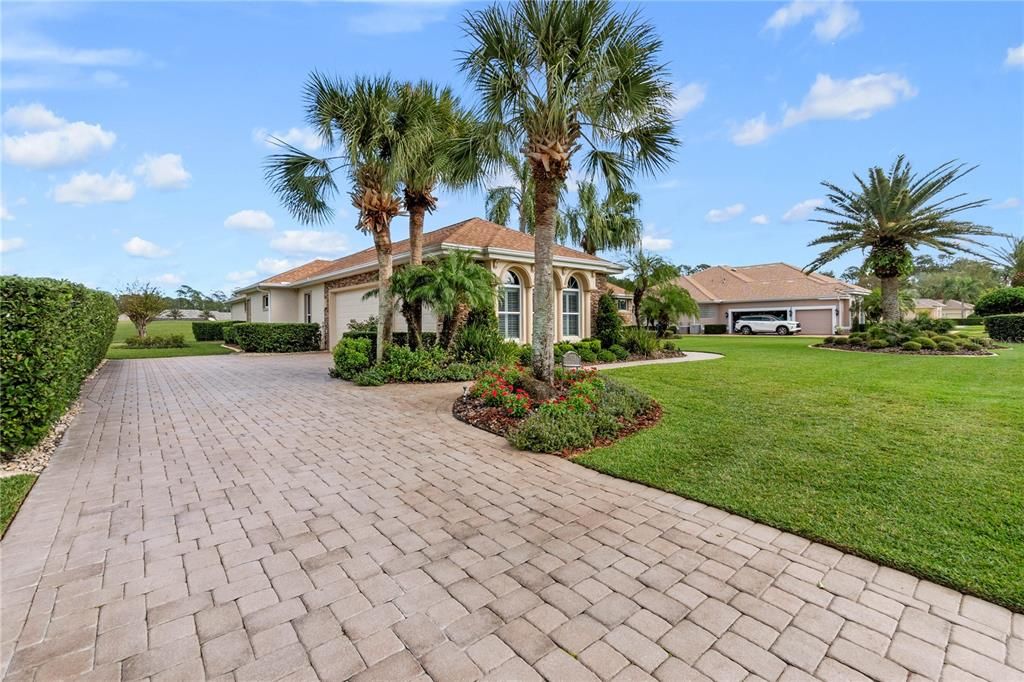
xmin=413 ymin=251 xmax=497 ymax=350
xmin=940 ymin=275 xmax=984 ymax=318
xmin=486 ymin=153 xmax=535 ymax=234
xmin=985 ymin=234 xmax=1024 ymax=286
xmin=806 ymin=156 xmax=995 ymax=322
xmin=265 ymin=74 xmax=404 ymax=361
xmin=563 ymin=181 xmax=642 ymax=255
xmin=461 ymin=0 xmax=678 ymax=382
xmin=625 ymin=250 xmax=680 ymax=328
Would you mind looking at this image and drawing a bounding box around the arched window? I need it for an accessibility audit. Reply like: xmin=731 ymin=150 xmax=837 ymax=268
xmin=562 ymin=276 xmax=581 ymax=338
xmin=498 ymin=271 xmax=522 ymax=340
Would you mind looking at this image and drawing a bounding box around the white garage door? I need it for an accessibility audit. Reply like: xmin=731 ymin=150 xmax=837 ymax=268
xmin=332 ymin=286 xmax=378 ymax=345
xmin=795 ymin=308 xmax=834 ymax=335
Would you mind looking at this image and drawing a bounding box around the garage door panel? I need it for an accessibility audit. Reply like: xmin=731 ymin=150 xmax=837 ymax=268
xmin=795 ymin=308 xmax=833 ymax=335
xmin=332 ymin=287 xmax=378 ymax=345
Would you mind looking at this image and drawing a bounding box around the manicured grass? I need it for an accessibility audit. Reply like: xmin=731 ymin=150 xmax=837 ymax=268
xmin=578 ymin=336 xmax=1024 ymax=610
xmin=108 ymin=320 xmax=235 ymax=359
xmin=1 ymin=474 xmax=37 ymax=537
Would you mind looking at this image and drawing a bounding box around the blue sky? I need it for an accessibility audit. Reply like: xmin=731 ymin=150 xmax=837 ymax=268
xmin=2 ymin=1 xmax=1022 ymax=296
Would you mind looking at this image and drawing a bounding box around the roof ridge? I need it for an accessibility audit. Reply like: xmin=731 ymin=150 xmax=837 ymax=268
xmin=678 ymin=274 xmax=718 ymax=300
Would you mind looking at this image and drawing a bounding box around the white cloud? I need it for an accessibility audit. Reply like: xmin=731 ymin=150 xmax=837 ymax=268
xmin=224 ymin=210 xmax=275 ymax=231
xmin=733 ymin=73 xmax=915 ymax=146
xmin=155 ymin=273 xmax=183 ymax=286
xmin=134 ymin=153 xmax=191 ymax=190
xmin=705 ymin=203 xmax=746 ymax=223
xmin=765 ymin=1 xmax=860 ymax=42
xmin=670 ymin=83 xmax=707 ymax=117
xmin=2 ymin=39 xmax=143 ymax=66
xmin=640 ymin=224 xmax=673 ymax=252
xmin=994 ymin=197 xmax=1021 ymax=209
xmin=53 ymin=171 xmax=135 ymax=205
xmin=257 ymin=257 xmax=302 ymax=273
xmin=252 ymin=127 xmax=322 ymax=151
xmin=1007 ymin=45 xmax=1024 ymax=68
xmin=732 ymin=114 xmax=776 ymax=146
xmin=346 ymin=4 xmax=447 ymax=35
xmin=751 ymin=214 xmax=770 ymax=225
xmin=782 ymin=198 xmax=824 ymax=222
xmin=226 ymin=270 xmax=258 ymax=283
xmin=0 ymin=237 xmax=26 ymax=253
xmin=2 ymin=104 xmax=116 ymax=168
xmin=122 ymin=236 xmax=170 ymax=259
xmin=270 ymin=230 xmax=350 ymax=256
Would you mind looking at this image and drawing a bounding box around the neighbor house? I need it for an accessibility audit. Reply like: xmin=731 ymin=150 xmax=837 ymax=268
xmin=230 ymin=218 xmax=624 ymax=349
xmin=911 ymin=298 xmax=975 ymax=320
xmin=673 ymin=263 xmax=870 ymax=334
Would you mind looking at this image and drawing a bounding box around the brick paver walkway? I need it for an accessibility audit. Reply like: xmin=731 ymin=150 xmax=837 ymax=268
xmin=2 ymin=354 xmax=1021 ymax=681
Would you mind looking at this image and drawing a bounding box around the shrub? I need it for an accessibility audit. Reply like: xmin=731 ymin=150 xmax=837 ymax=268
xmin=123 ymin=334 xmax=186 ymax=348
xmin=222 ymin=324 xmax=239 ymax=345
xmin=823 ymin=336 xmax=835 ymax=344
xmin=983 ymin=313 xmax=1024 ymax=342
xmin=703 ymin=324 xmax=727 ymax=334
xmin=596 ymin=378 xmax=654 ymax=420
xmin=577 ymin=347 xmax=597 ymax=363
xmin=976 ymin=336 xmax=993 ymax=348
xmin=192 ymin=321 xmax=239 ymax=341
xmin=933 ymin=335 xmax=955 ymax=344
xmin=909 ymin=317 xmax=955 ymax=334
xmin=831 ymin=336 xmax=849 ymax=345
xmin=353 ymin=367 xmax=387 ymax=386
xmin=974 ymin=287 xmax=1024 ymax=316
xmin=332 ymin=337 xmax=372 ymax=380
xmin=594 ymin=294 xmax=623 ymax=349
xmin=621 ymin=327 xmax=658 ymax=357
xmin=949 ymin=316 xmax=983 ymax=325
xmin=937 ymin=341 xmax=958 ymax=352
xmin=453 ymin=322 xmax=503 ymax=363
xmin=1 ymin=276 xmax=118 ymax=457
xmin=518 ymin=344 xmax=533 ymax=366
xmin=597 ymin=350 xmax=616 ymax=362
xmin=509 ymin=409 xmax=594 ymax=453
xmin=962 ymin=342 xmax=982 ymax=351
xmin=232 ymin=323 xmax=321 ymax=352
xmin=901 ymin=341 xmax=922 ymax=351
xmin=868 ymin=339 xmax=889 ymax=349
xmin=347 ymin=317 xmax=378 ymax=333
xmin=443 ymin=363 xmax=478 ymax=381
xmin=608 ymin=344 xmax=629 ymax=360
xmin=914 ymin=337 xmax=937 ymax=349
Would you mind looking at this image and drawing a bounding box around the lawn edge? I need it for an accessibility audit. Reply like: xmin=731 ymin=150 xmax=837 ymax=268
xmin=0 ymin=474 xmax=38 ymax=539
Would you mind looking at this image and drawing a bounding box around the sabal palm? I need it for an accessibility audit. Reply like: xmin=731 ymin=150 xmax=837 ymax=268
xmin=564 ymin=181 xmax=642 ymax=255
xmin=265 ymin=74 xmax=405 ymax=360
xmin=985 ymin=235 xmax=1024 ymax=286
xmin=461 ymin=0 xmax=678 ymax=382
xmin=485 ymin=153 xmax=535 ymax=233
xmin=414 ymin=251 xmax=497 ymax=349
xmin=806 ymin=155 xmax=995 ymax=322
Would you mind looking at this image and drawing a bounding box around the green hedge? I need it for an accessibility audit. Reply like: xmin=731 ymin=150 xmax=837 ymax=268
xmin=124 ymin=334 xmax=186 ymax=348
xmin=975 ymin=287 xmax=1024 ymax=317
xmin=192 ymin=320 xmax=240 ymax=341
xmin=232 ymin=323 xmax=321 ymax=352
xmin=703 ymin=324 xmax=727 ymax=334
xmin=222 ymin=324 xmax=239 ymax=345
xmin=983 ymin=314 xmax=1024 ymax=343
xmin=948 ymin=316 xmax=983 ymax=325
xmin=342 ymin=330 xmax=438 ymax=361
xmin=1 ymin=276 xmax=118 ymax=457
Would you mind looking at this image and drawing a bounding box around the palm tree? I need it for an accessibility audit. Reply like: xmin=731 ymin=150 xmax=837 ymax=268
xmin=639 ymin=283 xmax=699 ymax=336
xmin=563 ymin=181 xmax=642 ymax=255
xmin=265 ymin=74 xmax=404 ymax=361
xmin=414 ymin=251 xmax=497 ymax=350
xmin=486 ymin=153 xmax=535 ymax=233
xmin=860 ymin=287 xmax=917 ymax=323
xmin=461 ymin=0 xmax=678 ymax=382
xmin=625 ymin=251 xmax=681 ymax=328
xmin=806 ymin=156 xmax=995 ymax=322
xmin=363 ymin=265 xmax=433 ymax=349
xmin=940 ymin=275 xmax=984 ymax=318
xmin=985 ymin=234 xmax=1024 ymax=286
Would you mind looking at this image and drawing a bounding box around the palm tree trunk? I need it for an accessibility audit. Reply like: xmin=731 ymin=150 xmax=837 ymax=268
xmin=880 ymin=276 xmax=901 ymax=322
xmin=632 ymin=287 xmax=644 ymax=329
xmin=408 ymin=202 xmax=426 ymax=335
xmin=445 ymin=303 xmax=470 ymax=351
xmin=372 ymin=228 xmax=394 ymax=362
xmin=531 ymin=174 xmax=559 ymax=382
xmin=401 ymin=299 xmax=421 ymax=350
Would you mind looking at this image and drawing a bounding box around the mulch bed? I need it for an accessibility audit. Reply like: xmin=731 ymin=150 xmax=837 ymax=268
xmin=815 ymin=343 xmax=995 ymax=356
xmin=583 ymin=348 xmax=686 ymax=365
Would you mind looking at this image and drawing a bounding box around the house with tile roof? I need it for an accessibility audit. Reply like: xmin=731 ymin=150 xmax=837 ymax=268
xmin=911 ymin=298 xmax=975 ymax=320
xmin=230 ymin=218 xmax=624 ymax=349
xmin=673 ymin=263 xmax=870 ymax=334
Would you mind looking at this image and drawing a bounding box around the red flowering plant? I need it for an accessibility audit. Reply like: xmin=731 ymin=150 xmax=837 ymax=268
xmin=470 ymin=368 xmax=532 ymax=417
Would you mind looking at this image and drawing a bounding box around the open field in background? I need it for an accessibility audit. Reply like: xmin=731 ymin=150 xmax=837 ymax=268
xmin=107 ymin=320 xmax=235 ymax=359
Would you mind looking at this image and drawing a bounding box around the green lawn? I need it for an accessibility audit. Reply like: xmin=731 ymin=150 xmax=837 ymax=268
xmin=579 ymin=336 xmax=1024 ymax=610
xmin=108 ymin=320 xmax=235 ymax=359
xmin=1 ymin=474 xmax=37 ymax=537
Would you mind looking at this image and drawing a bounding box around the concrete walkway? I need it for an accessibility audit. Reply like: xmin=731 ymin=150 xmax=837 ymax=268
xmin=1 ymin=354 xmax=1020 ymax=681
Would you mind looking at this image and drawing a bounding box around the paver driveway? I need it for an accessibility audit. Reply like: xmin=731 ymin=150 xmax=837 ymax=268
xmin=2 ymin=354 xmax=1022 ymax=682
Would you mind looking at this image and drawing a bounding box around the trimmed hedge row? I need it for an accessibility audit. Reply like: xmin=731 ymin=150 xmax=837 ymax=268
xmin=192 ymin=320 xmax=240 ymax=341
xmin=231 ymin=323 xmax=321 ymax=352
xmin=975 ymin=287 xmax=1024 ymax=317
xmin=947 ymin=316 xmax=983 ymax=325
xmin=1 ymin=276 xmax=118 ymax=457
xmin=703 ymin=324 xmax=728 ymax=334
xmin=342 ymin=330 xmax=438 ymax=361
xmin=983 ymin=314 xmax=1024 ymax=343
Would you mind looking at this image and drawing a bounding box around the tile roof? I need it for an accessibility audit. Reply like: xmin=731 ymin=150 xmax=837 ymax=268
xmin=257 ymin=217 xmax=615 ymax=288
xmin=676 ymin=263 xmax=869 ymax=302
xmin=915 ymin=298 xmax=973 ymax=310
xmin=605 ymin=282 xmax=631 ymax=297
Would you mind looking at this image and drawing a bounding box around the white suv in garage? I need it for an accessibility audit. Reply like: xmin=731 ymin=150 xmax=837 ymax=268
xmin=733 ymin=315 xmax=801 ymax=335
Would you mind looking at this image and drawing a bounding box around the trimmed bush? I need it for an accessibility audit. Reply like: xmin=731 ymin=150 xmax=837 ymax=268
xmin=518 ymin=343 xmax=533 ymax=366
xmin=901 ymin=341 xmax=922 ymax=351
xmin=597 ymin=349 xmax=616 ymax=362
xmin=914 ymin=337 xmax=937 ymax=349
xmin=608 ymin=344 xmax=629 ymax=360
xmin=933 ymin=335 xmax=955 ymax=344
xmin=594 ymin=294 xmax=623 ymax=349
xmin=868 ymin=339 xmax=889 ymax=349
xmin=332 ymin=337 xmax=372 ymax=380
xmin=232 ymin=323 xmax=321 ymax=352
xmin=974 ymin=287 xmax=1024 ymax=317
xmin=509 ymin=408 xmax=594 ymax=453
xmin=343 ymin=330 xmax=438 ymax=361
xmin=123 ymin=334 xmax=186 ymax=348
xmin=983 ymin=313 xmax=1024 ymax=342
xmin=192 ymin=320 xmax=239 ymax=341
xmin=222 ymin=324 xmax=239 ymax=345
xmin=577 ymin=347 xmax=597 ymax=363
xmin=353 ymin=366 xmax=387 ymax=386
xmin=823 ymin=336 xmax=835 ymax=344
xmin=949 ymin=316 xmax=983 ymax=325
xmin=831 ymin=336 xmax=849 ymax=345
xmin=937 ymin=341 xmax=958 ymax=352
xmin=962 ymin=342 xmax=982 ymax=351
xmin=703 ymin=324 xmax=727 ymax=334
xmin=1 ymin=276 xmax=118 ymax=457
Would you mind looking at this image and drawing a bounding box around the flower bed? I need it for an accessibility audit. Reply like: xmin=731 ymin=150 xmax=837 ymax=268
xmin=816 ymin=323 xmax=998 ymax=356
xmin=453 ymin=366 xmax=661 ymax=456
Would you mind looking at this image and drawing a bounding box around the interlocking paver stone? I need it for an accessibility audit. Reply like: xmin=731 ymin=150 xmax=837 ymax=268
xmin=1 ymin=354 xmax=1020 ymax=682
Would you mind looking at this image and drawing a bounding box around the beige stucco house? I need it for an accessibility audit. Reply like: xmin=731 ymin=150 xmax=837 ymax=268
xmin=911 ymin=298 xmax=975 ymax=320
xmin=673 ymin=263 xmax=870 ymax=334
xmin=230 ymin=218 xmax=624 ymax=349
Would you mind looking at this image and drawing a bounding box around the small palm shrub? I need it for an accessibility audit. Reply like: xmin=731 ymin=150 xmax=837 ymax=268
xmin=453 ymin=322 xmax=503 ymax=363
xmin=901 ymin=341 xmax=922 ymax=351
xmin=621 ymin=328 xmax=658 ymax=357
